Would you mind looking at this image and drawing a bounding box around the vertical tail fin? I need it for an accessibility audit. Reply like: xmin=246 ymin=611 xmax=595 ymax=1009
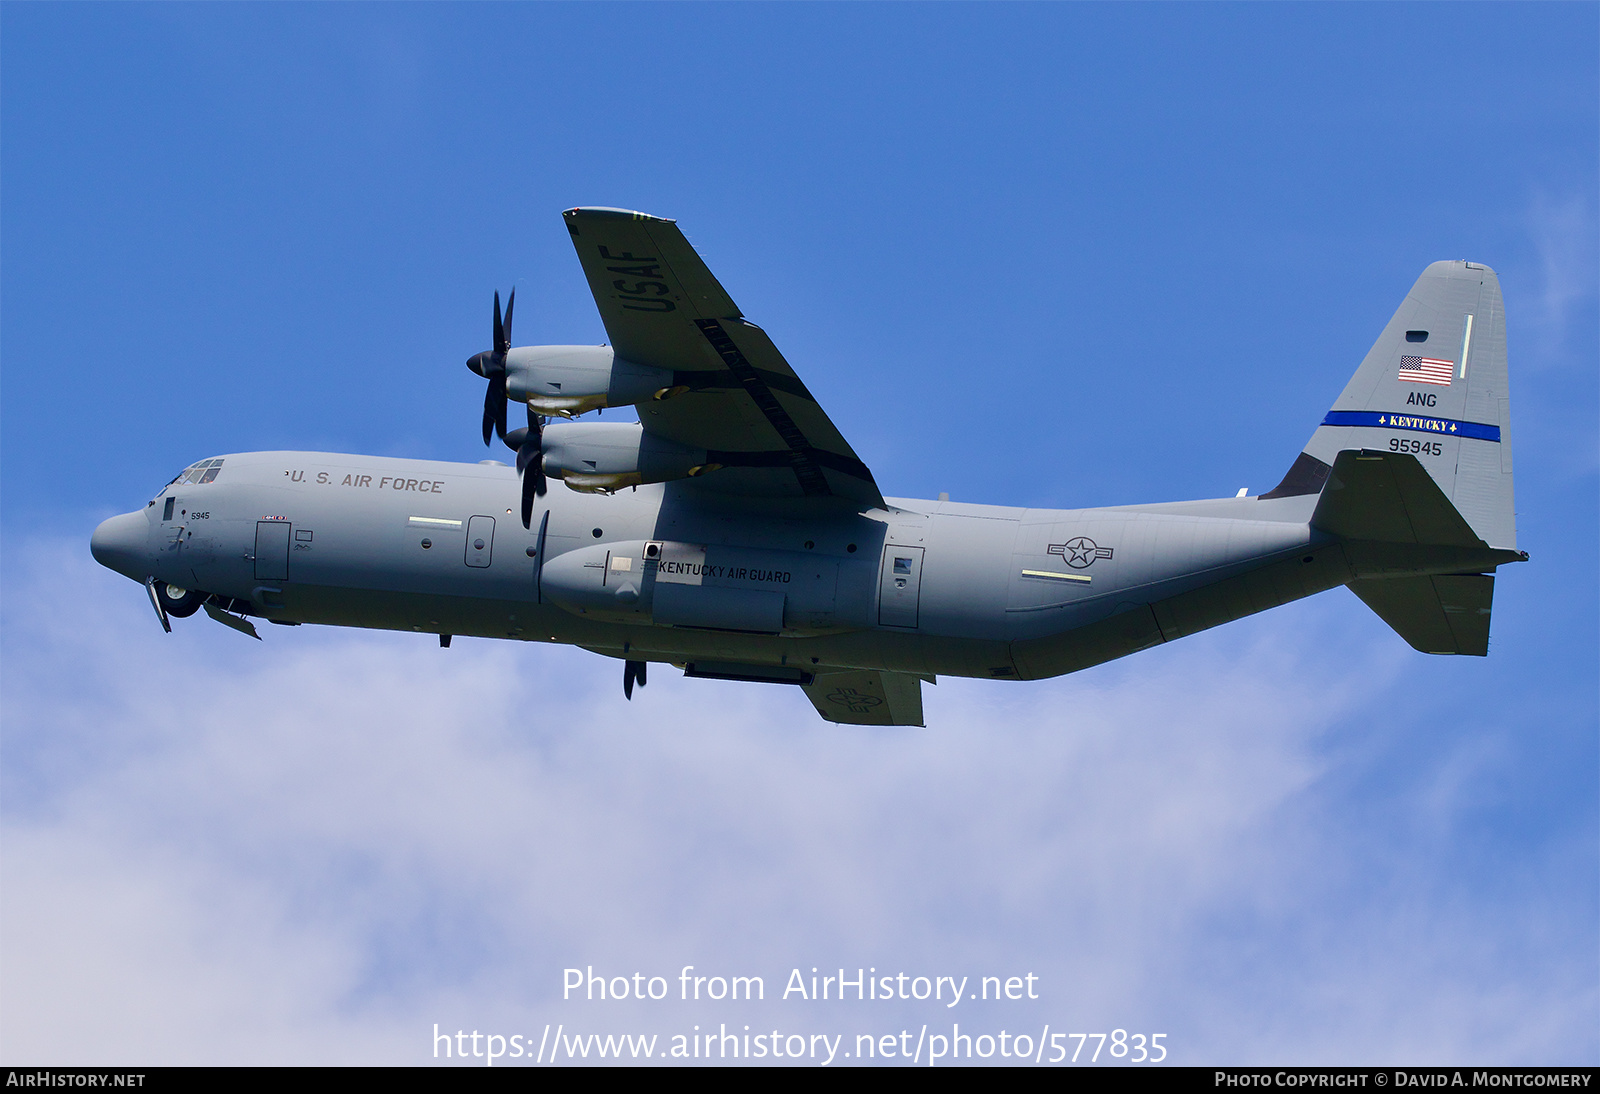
xmin=1263 ymin=261 xmax=1516 ymax=550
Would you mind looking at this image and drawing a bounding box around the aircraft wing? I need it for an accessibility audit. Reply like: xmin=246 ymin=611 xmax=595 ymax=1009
xmin=563 ymin=207 xmax=885 ymax=509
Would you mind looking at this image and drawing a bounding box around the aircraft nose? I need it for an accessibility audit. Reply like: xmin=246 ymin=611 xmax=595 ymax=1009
xmin=91 ymin=510 xmax=152 ymax=580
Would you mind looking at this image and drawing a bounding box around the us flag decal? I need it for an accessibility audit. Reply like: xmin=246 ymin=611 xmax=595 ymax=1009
xmin=1398 ymin=356 xmax=1454 ymax=386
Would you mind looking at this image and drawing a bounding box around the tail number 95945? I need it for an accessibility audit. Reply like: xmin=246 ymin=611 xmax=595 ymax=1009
xmin=1390 ymin=437 xmax=1443 ymax=457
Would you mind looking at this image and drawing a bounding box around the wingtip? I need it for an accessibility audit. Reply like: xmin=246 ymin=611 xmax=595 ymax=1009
xmin=564 ymin=206 xmax=675 ymax=224
xmin=1422 ymin=259 xmax=1499 ymax=278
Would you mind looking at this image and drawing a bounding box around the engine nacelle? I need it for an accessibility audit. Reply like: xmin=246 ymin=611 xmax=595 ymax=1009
xmin=539 ymin=422 xmax=711 ymax=493
xmin=504 ymin=345 xmax=676 ymax=417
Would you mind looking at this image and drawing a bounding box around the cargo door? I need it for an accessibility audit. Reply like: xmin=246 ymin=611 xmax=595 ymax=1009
xmin=254 ymin=521 xmax=291 ymax=581
xmin=878 ymin=545 xmax=924 ymax=628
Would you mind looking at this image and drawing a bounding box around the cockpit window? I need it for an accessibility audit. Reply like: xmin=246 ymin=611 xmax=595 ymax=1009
xmin=180 ymin=458 xmax=226 ymax=485
xmin=154 ymin=458 xmax=226 ymax=502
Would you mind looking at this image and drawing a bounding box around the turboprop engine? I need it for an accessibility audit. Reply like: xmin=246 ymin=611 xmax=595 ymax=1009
xmin=536 ymin=422 xmax=712 ymax=493
xmin=504 ymin=345 xmax=678 ymax=418
xmin=466 ymin=289 xmax=694 ymax=524
xmin=466 ymin=292 xmax=678 ymax=427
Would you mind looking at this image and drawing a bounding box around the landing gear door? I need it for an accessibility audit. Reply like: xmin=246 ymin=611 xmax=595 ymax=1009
xmin=254 ymin=521 xmax=291 ymax=581
xmin=465 ymin=515 xmax=495 ymax=568
xmin=878 ymin=545 xmax=924 ymax=628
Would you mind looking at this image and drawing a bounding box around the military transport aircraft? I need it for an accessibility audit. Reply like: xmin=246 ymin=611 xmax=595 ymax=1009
xmin=91 ymin=208 xmax=1526 ymax=726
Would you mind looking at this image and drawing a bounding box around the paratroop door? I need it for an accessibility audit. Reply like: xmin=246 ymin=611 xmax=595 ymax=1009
xmin=878 ymin=545 xmax=924 ymax=628
xmin=254 ymin=521 xmax=291 ymax=581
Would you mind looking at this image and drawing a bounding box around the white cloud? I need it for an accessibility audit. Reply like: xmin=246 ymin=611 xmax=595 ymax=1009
xmin=1520 ymin=191 xmax=1598 ymax=361
xmin=2 ymin=541 xmax=1593 ymax=1065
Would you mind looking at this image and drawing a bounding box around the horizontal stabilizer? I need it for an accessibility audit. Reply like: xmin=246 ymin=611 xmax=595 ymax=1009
xmin=1348 ymin=574 xmax=1494 ymax=656
xmin=803 ymin=670 xmax=924 ymax=726
xmin=1312 ymin=450 xmax=1482 ymax=546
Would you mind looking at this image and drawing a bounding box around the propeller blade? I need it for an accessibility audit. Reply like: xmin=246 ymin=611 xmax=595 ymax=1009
xmin=514 ymin=406 xmax=545 ymax=527
xmin=514 ymin=409 xmax=543 ymax=472
xmin=472 ymin=290 xmax=515 ymax=447
xmin=624 ymin=659 xmax=646 ymax=700
xmin=529 ymin=405 xmax=546 ymax=498
xmin=481 ymin=373 xmax=507 ymax=445
xmin=520 ymin=464 xmax=539 ymax=529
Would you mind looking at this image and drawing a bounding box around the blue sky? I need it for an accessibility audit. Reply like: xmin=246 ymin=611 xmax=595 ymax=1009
xmin=3 ymin=3 xmax=1595 ymax=1065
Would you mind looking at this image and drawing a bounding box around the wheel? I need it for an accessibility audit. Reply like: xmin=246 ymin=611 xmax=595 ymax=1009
xmin=154 ymin=581 xmax=206 ymax=618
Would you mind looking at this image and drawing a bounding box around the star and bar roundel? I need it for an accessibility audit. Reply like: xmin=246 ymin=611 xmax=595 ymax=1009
xmin=1048 ymin=537 xmax=1114 ymax=569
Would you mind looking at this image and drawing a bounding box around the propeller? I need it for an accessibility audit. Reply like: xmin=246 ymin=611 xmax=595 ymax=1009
xmin=502 ymin=403 xmax=547 ymax=528
xmin=466 ymin=289 xmax=515 ymax=445
xmin=469 ymin=288 xmax=545 ymax=528
xmin=623 ymin=659 xmax=647 ymax=700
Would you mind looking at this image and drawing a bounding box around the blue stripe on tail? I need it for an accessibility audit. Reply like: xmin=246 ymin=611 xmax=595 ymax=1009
xmin=1321 ymin=411 xmax=1500 ymax=442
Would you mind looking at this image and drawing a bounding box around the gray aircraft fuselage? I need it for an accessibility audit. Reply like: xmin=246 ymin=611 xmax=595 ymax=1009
xmin=93 ymin=447 xmax=1366 ymax=681
xmin=88 ymin=249 xmax=1524 ymax=722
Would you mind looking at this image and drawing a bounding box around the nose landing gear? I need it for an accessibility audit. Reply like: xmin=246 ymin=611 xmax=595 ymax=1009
xmin=144 ymin=579 xmax=262 ymax=640
xmin=153 ymin=581 xmax=206 ymax=618
xmin=145 ymin=578 xmax=205 ymax=633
